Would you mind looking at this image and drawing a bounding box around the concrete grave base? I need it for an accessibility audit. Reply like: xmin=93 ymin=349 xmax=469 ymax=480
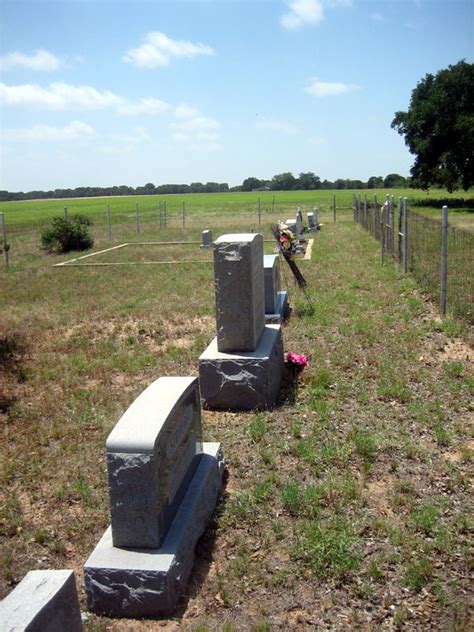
xmin=84 ymin=442 xmax=224 ymax=619
xmin=199 ymin=325 xmax=284 ymax=410
xmin=265 ymin=291 xmax=289 ymax=324
xmin=0 ymin=569 xmax=83 ymax=632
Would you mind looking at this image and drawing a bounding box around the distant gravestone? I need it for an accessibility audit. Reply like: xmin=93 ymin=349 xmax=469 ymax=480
xmin=84 ymin=377 xmax=224 ymax=618
xmin=199 ymin=233 xmax=285 ymax=410
xmin=0 ymin=570 xmax=83 ymax=632
xmin=201 ymin=229 xmax=213 ymax=248
xmin=307 ymin=211 xmax=315 ymax=231
xmin=263 ymin=254 xmax=288 ymax=323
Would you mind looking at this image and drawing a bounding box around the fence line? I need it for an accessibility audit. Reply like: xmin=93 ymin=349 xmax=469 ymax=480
xmin=354 ymin=197 xmax=473 ymax=322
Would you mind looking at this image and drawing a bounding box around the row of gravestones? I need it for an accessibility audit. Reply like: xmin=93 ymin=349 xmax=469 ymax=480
xmin=0 ymin=232 xmax=290 ymax=629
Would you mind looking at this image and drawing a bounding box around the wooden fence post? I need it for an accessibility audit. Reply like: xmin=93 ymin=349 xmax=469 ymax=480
xmin=1 ymin=212 xmax=9 ymax=268
xmin=403 ymin=197 xmax=408 ymax=273
xmin=107 ymin=205 xmax=111 ymax=239
xmin=440 ymin=205 xmax=448 ymax=317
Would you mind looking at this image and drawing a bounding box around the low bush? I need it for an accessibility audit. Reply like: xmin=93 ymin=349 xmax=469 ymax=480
xmin=41 ymin=215 xmax=93 ymax=253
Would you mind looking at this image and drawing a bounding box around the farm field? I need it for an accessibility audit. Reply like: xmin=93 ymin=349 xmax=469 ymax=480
xmin=1 ymin=208 xmax=473 ymax=630
xmin=1 ymin=188 xmax=473 ymax=229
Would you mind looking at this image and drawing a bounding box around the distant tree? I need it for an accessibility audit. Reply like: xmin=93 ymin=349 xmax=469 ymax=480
xmin=391 ymin=60 xmax=474 ymax=191
xmin=271 ymin=172 xmax=297 ymax=190
xmin=383 ymin=173 xmax=407 ymax=188
xmin=297 ymin=172 xmax=321 ymax=190
xmin=367 ymin=176 xmax=384 ymax=189
xmin=334 ymin=178 xmax=347 ymax=190
xmin=190 ymin=182 xmax=205 ymax=193
xmin=242 ymin=177 xmax=263 ymax=192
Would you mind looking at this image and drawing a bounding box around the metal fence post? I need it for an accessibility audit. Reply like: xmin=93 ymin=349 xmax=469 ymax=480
xmin=397 ymin=197 xmax=403 ymax=264
xmin=107 ymin=204 xmax=111 ymax=239
xmin=1 ymin=212 xmax=9 ymax=268
xmin=182 ymin=201 xmax=186 ymax=229
xmin=164 ymin=202 xmax=167 ymax=228
xmin=403 ymin=197 xmax=408 ymax=273
xmin=441 ymin=205 xmax=448 ymax=317
xmin=64 ymin=206 xmax=68 ymax=221
xmin=136 ymin=203 xmax=140 ymax=235
xmin=257 ymin=197 xmax=261 ymax=226
xmin=373 ymin=194 xmax=377 ymax=238
xmin=333 ymin=193 xmax=336 ymax=222
xmin=364 ymin=193 xmax=367 ymax=229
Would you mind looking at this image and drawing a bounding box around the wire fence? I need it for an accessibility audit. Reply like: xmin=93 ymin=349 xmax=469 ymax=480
xmin=0 ymin=196 xmax=346 ymax=270
xmin=353 ymin=194 xmax=473 ymax=323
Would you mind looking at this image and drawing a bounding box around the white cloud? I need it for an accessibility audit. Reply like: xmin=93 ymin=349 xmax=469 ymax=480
xmin=111 ymin=126 xmax=150 ymax=144
xmin=281 ymin=0 xmax=324 ymax=29
xmin=174 ymin=104 xmax=202 ymax=119
xmin=0 ymin=82 xmax=123 ymax=110
xmin=255 ymin=118 xmax=299 ymax=134
xmin=4 ymin=120 xmax=95 ymax=142
xmin=117 ymin=97 xmax=171 ymax=115
xmin=123 ymin=31 xmax=214 ymax=68
xmin=305 ymin=79 xmax=359 ymax=97
xmin=280 ymin=0 xmax=352 ymax=29
xmin=0 ymin=82 xmax=175 ymax=117
xmin=0 ymin=49 xmax=62 ymax=72
xmin=171 ymin=116 xmax=221 ymax=133
xmin=370 ymin=12 xmax=384 ymax=22
xmin=171 ymin=115 xmax=221 ymax=151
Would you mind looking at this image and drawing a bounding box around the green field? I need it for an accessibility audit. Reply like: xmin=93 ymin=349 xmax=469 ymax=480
xmin=1 ymin=188 xmax=473 ymax=228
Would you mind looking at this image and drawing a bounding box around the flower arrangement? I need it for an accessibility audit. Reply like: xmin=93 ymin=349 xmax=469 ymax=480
xmin=277 ymin=222 xmax=298 ymax=257
xmin=285 ymin=352 xmax=308 ymax=370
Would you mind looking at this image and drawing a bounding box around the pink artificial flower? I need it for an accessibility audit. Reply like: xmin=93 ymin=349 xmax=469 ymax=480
xmin=286 ymin=352 xmax=308 ymax=368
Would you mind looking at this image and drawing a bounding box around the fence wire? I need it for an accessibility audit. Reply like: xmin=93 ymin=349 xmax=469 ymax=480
xmin=355 ymin=201 xmax=473 ymax=323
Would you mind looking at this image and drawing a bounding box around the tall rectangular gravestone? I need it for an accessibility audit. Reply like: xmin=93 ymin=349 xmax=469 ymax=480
xmin=199 ymin=234 xmax=284 ymax=410
xmin=84 ymin=377 xmax=224 ymax=618
xmin=263 ymin=254 xmax=288 ymax=324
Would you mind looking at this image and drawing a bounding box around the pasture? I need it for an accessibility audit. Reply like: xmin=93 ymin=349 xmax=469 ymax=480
xmin=0 ymin=195 xmax=472 ymax=630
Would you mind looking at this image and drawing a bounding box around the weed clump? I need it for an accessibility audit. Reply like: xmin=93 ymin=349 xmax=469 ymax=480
xmin=41 ymin=215 xmax=93 ymax=253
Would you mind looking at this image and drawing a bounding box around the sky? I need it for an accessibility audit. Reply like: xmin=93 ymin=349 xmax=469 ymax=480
xmin=0 ymin=0 xmax=473 ymax=191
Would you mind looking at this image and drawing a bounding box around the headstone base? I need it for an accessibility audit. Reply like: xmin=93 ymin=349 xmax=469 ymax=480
xmin=199 ymin=325 xmax=284 ymax=410
xmin=0 ymin=570 xmax=83 ymax=632
xmin=84 ymin=442 xmax=224 ymax=619
xmin=265 ymin=291 xmax=289 ymax=324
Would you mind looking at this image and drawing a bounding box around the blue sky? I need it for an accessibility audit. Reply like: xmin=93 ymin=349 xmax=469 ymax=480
xmin=0 ymin=0 xmax=472 ymax=191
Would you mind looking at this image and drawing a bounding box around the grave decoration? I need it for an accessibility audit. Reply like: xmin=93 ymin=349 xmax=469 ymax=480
xmin=84 ymin=376 xmax=224 ymax=618
xmin=271 ymin=223 xmax=307 ymax=289
xmin=199 ymin=233 xmax=285 ymax=410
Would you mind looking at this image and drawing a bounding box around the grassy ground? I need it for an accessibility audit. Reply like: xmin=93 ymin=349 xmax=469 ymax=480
xmin=1 ymin=209 xmax=473 ymax=630
xmin=1 ymin=188 xmax=473 ymax=227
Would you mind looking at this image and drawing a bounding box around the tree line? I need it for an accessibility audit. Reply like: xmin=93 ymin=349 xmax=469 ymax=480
xmin=0 ymin=173 xmax=410 ymax=203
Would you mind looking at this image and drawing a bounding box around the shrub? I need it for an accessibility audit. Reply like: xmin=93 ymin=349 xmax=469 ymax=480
xmin=41 ymin=215 xmax=93 ymax=253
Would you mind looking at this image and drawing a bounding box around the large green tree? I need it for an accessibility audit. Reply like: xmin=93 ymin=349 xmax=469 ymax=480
xmin=391 ymin=60 xmax=474 ymax=192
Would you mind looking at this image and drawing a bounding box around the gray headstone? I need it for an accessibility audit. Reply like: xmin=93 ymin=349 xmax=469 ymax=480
xmin=285 ymin=218 xmax=297 ymax=233
xmin=263 ymin=254 xmax=281 ymax=314
xmin=84 ymin=442 xmax=224 ymax=618
xmin=0 ymin=570 xmax=83 ymax=632
xmin=214 ymin=233 xmax=265 ymax=352
xmin=201 ymin=229 xmax=213 ymax=248
xmin=307 ymin=211 xmax=315 ymax=230
xmin=106 ymin=376 xmax=203 ymax=549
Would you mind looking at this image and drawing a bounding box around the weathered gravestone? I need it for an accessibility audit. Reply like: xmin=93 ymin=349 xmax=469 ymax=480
xmin=199 ymin=234 xmax=284 ymax=410
xmin=0 ymin=569 xmax=83 ymax=632
xmin=263 ymin=254 xmax=288 ymax=324
xmin=201 ymin=229 xmax=213 ymax=248
xmin=84 ymin=376 xmax=224 ymax=618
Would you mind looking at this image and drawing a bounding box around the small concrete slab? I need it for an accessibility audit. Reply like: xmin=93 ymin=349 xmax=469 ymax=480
xmin=84 ymin=442 xmax=224 ymax=618
xmin=199 ymin=325 xmax=284 ymax=410
xmin=0 ymin=569 xmax=83 ymax=632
